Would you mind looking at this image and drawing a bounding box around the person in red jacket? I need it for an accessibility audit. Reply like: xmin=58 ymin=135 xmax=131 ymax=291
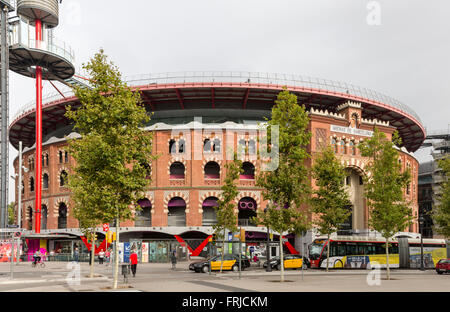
xmin=130 ymin=250 xmax=138 ymax=277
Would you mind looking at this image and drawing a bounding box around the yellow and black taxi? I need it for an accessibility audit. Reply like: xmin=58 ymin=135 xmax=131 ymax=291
xmin=189 ymin=254 xmax=251 ymax=273
xmin=263 ymin=254 xmax=306 ymax=270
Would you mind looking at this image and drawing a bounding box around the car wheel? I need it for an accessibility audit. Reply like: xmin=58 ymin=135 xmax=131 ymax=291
xmin=232 ymin=265 xmax=239 ymax=272
xmin=437 ymin=271 xmax=443 ymax=275
xmin=202 ymin=265 xmax=209 ymax=273
xmin=277 ymin=264 xmax=282 ymax=271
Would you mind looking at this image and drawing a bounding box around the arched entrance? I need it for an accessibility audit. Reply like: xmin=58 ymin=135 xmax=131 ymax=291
xmin=202 ymin=197 xmax=218 ymax=226
xmin=58 ymin=203 xmax=68 ymax=229
xmin=168 ymin=197 xmax=186 ymax=226
xmin=238 ymin=197 xmax=257 ymax=226
xmin=344 ymin=167 xmax=366 ymax=233
xmin=41 ymin=205 xmax=48 ymax=230
xmin=135 ymin=198 xmax=152 ymax=227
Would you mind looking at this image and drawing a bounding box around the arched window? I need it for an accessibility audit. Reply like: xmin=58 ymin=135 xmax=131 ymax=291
xmin=43 ymin=173 xmax=49 ymax=189
xmin=331 ymin=139 xmax=337 ymax=153
xmin=248 ymin=140 xmax=256 ymax=155
xmin=58 ymin=203 xmax=68 ymax=229
xmin=204 ymin=161 xmax=220 ymax=179
xmin=350 ymin=141 xmax=356 ymax=155
xmin=178 ymin=139 xmax=185 ymax=153
xmin=203 ymin=139 xmax=211 ymax=153
xmin=60 ymin=171 xmax=68 ymax=187
xmin=340 ymin=140 xmax=345 ymax=154
xmin=135 ymin=199 xmax=152 ymax=227
xmin=212 ymin=139 xmax=221 ymax=153
xmin=45 ymin=154 xmax=49 ymax=166
xmin=238 ymin=139 xmax=246 ymax=155
xmin=143 ymin=163 xmax=151 ymax=179
xmin=240 ymin=162 xmax=255 ymax=180
xmin=41 ymin=205 xmax=48 ymax=230
xmin=27 ymin=207 xmax=33 ymax=230
xmin=59 ymin=151 xmax=63 ymax=163
xmin=170 ymin=162 xmax=185 ymax=179
xmin=30 ymin=177 xmax=35 ymax=192
xmin=202 ymin=197 xmax=218 ymax=226
xmin=21 ymin=181 xmax=25 ymax=195
xmin=167 ymin=197 xmax=186 ymax=226
xmin=238 ymin=197 xmax=257 ymax=226
xmin=65 ymin=151 xmax=69 ymax=163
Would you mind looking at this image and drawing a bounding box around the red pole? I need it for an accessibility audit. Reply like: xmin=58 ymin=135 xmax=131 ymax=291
xmin=35 ymin=19 xmax=42 ymax=234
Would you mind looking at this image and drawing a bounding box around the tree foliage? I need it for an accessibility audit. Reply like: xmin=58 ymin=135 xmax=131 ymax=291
xmin=433 ymin=157 xmax=450 ymax=238
xmin=359 ymin=128 xmax=412 ymax=279
xmin=254 ymin=89 xmax=311 ymax=282
xmin=65 ymin=49 xmax=156 ymax=287
xmin=213 ymin=157 xmax=242 ymax=272
xmin=310 ymin=146 xmax=351 ymax=271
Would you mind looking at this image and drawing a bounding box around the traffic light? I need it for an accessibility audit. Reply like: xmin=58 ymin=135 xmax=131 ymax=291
xmin=212 ymin=233 xmax=216 ymax=242
xmin=106 ymin=230 xmax=112 ymax=243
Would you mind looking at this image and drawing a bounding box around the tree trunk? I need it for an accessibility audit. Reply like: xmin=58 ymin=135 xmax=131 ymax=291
xmin=326 ymin=234 xmax=330 ymax=272
xmin=280 ymin=237 xmax=285 ymax=282
xmin=113 ymin=217 xmax=120 ymax=289
xmin=90 ymin=231 xmax=96 ymax=278
xmin=385 ymin=237 xmax=390 ymax=280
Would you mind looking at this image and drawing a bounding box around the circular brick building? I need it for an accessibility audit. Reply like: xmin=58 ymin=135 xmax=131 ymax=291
xmin=10 ymin=72 xmax=424 ymax=260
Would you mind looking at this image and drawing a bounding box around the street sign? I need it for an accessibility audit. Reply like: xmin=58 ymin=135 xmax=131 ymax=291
xmin=13 ymin=232 xmax=21 ymax=238
xmin=103 ymin=223 xmax=109 ymax=231
xmin=6 ymin=224 xmax=19 ymax=228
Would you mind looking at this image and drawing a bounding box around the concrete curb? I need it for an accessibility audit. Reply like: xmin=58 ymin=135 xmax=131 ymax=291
xmin=0 ymin=275 xmax=109 ymax=285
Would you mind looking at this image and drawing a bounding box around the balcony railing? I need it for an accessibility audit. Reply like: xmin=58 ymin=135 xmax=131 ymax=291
xmin=9 ymin=17 xmax=75 ymax=64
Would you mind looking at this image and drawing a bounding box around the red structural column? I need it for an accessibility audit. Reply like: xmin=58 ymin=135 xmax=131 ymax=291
xmin=34 ymin=19 xmax=42 ymax=234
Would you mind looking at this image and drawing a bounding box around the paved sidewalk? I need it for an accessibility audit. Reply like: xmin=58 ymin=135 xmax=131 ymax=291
xmin=0 ymin=261 xmax=447 ymax=292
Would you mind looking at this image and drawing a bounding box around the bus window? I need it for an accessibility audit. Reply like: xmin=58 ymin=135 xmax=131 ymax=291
xmin=338 ymin=245 xmax=346 ymax=256
xmin=358 ymin=244 xmax=368 ymax=255
xmin=367 ymin=245 xmax=377 ymax=255
xmin=389 ymin=244 xmax=399 ymax=254
xmin=347 ymin=244 xmax=358 ymax=256
xmin=308 ymin=243 xmax=324 ymax=260
xmin=375 ymin=245 xmax=385 ymax=254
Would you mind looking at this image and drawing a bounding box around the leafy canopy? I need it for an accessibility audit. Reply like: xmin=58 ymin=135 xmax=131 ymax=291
xmin=65 ymin=49 xmax=156 ymax=229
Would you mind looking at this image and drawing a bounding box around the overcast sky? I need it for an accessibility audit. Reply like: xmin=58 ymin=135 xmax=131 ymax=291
xmin=8 ymin=0 xmax=450 ymax=199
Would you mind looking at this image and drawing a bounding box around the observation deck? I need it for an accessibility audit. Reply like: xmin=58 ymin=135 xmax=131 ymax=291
xmin=8 ymin=16 xmax=75 ymax=80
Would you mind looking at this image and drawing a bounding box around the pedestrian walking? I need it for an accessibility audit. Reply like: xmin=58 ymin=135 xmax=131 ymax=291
xmin=105 ymin=249 xmax=111 ymax=266
xmin=73 ymin=247 xmax=79 ymax=263
xmin=130 ymin=250 xmax=138 ymax=277
xmin=170 ymin=250 xmax=177 ymax=270
xmin=98 ymin=249 xmax=105 ymax=264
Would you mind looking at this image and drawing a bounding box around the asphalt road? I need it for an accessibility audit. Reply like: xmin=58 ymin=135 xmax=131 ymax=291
xmin=0 ymin=261 xmax=448 ymax=292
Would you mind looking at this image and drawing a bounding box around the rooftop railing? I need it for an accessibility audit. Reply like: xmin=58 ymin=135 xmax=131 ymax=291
xmin=10 ymin=71 xmax=423 ymax=128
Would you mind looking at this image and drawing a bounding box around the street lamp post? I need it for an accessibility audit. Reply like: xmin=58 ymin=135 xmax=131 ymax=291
xmin=419 ymin=216 xmax=425 ymax=271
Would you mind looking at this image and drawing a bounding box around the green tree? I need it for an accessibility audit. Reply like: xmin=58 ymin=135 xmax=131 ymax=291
xmin=7 ymin=202 xmax=15 ymax=225
xmin=254 ymin=89 xmax=311 ymax=282
xmin=213 ymin=157 xmax=242 ymax=273
xmin=359 ymin=128 xmax=412 ymax=280
xmin=310 ymin=146 xmax=351 ymax=271
xmin=65 ymin=49 xmax=156 ymax=289
xmin=433 ymin=157 xmax=450 ymax=238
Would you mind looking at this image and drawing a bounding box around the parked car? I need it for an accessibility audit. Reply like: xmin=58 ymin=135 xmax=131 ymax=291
xmin=189 ymin=254 xmax=250 ymax=273
xmin=263 ymin=254 xmax=308 ymax=270
xmin=435 ymin=259 xmax=450 ymax=274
